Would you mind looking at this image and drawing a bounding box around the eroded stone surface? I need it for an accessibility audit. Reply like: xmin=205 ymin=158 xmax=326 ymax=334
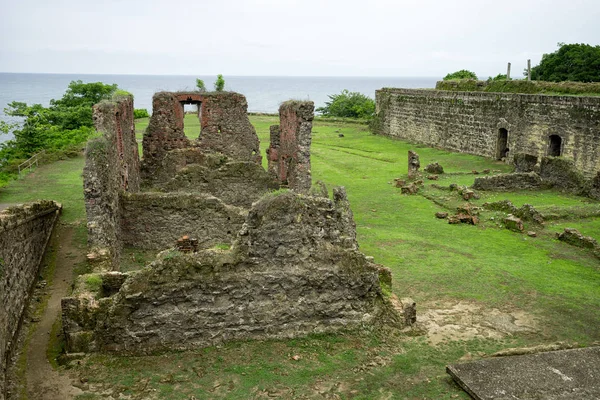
xmin=63 ymin=191 xmax=401 ymax=354
xmin=447 ymin=347 xmax=600 ymax=400
xmin=0 ymin=201 xmax=61 ymax=398
xmin=472 ymin=172 xmax=542 ymax=191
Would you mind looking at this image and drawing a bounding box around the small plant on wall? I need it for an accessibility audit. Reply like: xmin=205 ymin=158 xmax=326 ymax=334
xmin=214 ymin=75 xmax=225 ymax=91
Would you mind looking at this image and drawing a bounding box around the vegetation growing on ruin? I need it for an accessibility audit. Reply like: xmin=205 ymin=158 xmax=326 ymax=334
xmin=195 ymin=78 xmax=206 ymax=92
xmin=316 ymin=89 xmax=375 ymax=119
xmin=214 ymin=74 xmax=225 ymax=91
xmin=442 ymin=69 xmax=477 ymax=80
xmin=530 ymin=42 xmax=600 ymax=82
xmin=436 ymin=78 xmax=600 ymax=96
xmin=1 ymin=114 xmax=598 ymax=398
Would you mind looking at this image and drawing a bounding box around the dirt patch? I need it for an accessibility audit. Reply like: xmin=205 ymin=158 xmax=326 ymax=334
xmin=414 ymin=301 xmax=538 ymax=345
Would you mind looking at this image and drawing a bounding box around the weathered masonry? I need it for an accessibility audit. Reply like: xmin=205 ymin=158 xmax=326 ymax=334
xmin=373 ymin=89 xmax=600 ymax=177
xmin=65 ymin=91 xmax=401 ymax=354
xmin=0 ymin=201 xmax=61 ymax=399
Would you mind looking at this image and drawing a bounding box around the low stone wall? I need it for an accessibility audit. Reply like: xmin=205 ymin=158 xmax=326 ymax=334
xmin=0 ymin=200 xmax=61 ymax=399
xmin=120 ymin=192 xmax=247 ymax=250
xmin=472 ymin=172 xmax=543 ymax=191
xmin=63 ymin=190 xmax=400 ymax=354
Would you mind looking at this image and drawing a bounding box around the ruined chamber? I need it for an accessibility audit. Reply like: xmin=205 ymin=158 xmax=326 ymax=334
xmin=64 ymin=91 xmax=401 ymax=354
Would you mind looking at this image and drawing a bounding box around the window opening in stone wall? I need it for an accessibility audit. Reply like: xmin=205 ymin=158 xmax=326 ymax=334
xmin=181 ymin=101 xmax=202 ymax=138
xmin=496 ymin=128 xmax=509 ymax=160
xmin=548 ymin=135 xmax=562 ymax=156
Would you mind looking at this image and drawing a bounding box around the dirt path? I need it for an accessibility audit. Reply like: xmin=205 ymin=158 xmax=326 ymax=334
xmin=25 ymin=224 xmax=83 ymax=399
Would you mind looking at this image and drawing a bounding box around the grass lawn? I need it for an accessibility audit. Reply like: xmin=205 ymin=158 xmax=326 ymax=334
xmin=2 ymin=114 xmax=599 ymax=399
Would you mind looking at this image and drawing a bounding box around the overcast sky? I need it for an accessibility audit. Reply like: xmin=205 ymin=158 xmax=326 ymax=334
xmin=0 ymin=0 xmax=598 ymax=77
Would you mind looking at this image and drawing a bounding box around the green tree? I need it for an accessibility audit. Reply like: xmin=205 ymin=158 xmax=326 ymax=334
xmin=196 ymin=78 xmax=206 ymax=91
xmin=443 ymin=70 xmax=478 ymax=81
xmin=529 ymin=43 xmax=600 ymax=82
xmin=134 ymin=109 xmax=150 ymax=119
xmin=214 ymin=74 xmax=225 ymax=91
xmin=488 ymin=73 xmax=507 ymax=82
xmin=316 ymin=90 xmax=375 ymax=119
xmin=1 ymin=80 xmax=119 ymax=159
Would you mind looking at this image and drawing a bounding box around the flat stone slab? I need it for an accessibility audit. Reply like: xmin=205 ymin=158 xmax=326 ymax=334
xmin=447 ymin=347 xmax=600 ymax=399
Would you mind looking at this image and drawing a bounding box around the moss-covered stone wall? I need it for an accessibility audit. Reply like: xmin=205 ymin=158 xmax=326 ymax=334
xmin=0 ymin=201 xmax=61 ymax=398
xmin=373 ymin=88 xmax=600 ymax=177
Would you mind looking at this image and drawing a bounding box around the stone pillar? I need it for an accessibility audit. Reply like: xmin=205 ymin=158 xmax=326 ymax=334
xmin=268 ymin=100 xmax=314 ymax=193
xmin=527 ymin=59 xmax=532 ymax=81
xmin=408 ymin=150 xmax=420 ymax=179
xmin=507 ymin=62 xmax=511 ymax=80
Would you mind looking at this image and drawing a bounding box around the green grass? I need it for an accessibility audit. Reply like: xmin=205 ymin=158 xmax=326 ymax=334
xmin=2 ymin=113 xmax=599 ymax=399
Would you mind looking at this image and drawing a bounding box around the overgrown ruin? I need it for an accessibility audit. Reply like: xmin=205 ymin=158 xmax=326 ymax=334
xmin=63 ymin=91 xmax=401 ymax=354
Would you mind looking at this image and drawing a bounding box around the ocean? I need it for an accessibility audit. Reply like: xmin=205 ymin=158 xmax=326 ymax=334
xmin=0 ymin=73 xmax=438 ymax=141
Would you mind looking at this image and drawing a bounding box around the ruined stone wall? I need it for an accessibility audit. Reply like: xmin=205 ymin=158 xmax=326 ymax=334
xmin=120 ymin=192 xmax=247 ymax=250
xmin=141 ymin=92 xmax=190 ymax=174
xmin=196 ymin=92 xmax=262 ymax=163
xmin=146 ymin=149 xmax=278 ymax=208
xmin=373 ymin=89 xmax=600 ymax=177
xmin=85 ymin=96 xmax=140 ymax=270
xmin=0 ymin=201 xmax=61 ymax=399
xmin=267 ymin=101 xmax=314 ymax=192
xmin=141 ymin=91 xmax=261 ymax=179
xmin=63 ymin=191 xmax=399 ymax=354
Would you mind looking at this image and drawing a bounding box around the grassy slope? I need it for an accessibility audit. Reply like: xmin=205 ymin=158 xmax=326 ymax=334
xmin=2 ymin=114 xmax=598 ymax=399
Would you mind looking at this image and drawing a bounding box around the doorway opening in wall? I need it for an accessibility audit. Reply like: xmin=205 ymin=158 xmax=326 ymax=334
xmin=548 ymin=135 xmax=562 ymax=156
xmin=496 ymin=128 xmax=509 ymax=160
xmin=181 ymin=102 xmax=202 ymax=139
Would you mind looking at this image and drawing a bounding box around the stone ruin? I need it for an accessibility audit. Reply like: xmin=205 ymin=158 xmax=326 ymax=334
xmin=63 ymin=91 xmax=402 ymax=354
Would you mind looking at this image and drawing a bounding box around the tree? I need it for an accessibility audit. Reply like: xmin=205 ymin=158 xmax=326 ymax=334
xmin=196 ymin=78 xmax=206 ymax=91
xmin=488 ymin=74 xmax=507 ymax=82
xmin=316 ymin=90 xmax=375 ymax=119
xmin=443 ymin=70 xmax=478 ymax=81
xmin=530 ymin=43 xmax=600 ymax=82
xmin=214 ymin=74 xmax=225 ymax=91
xmin=2 ymin=80 xmax=119 ymax=159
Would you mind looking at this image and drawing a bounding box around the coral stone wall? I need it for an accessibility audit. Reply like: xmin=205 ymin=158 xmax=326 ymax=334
xmin=0 ymin=201 xmax=61 ymax=399
xmin=267 ymin=101 xmax=314 ymax=192
xmin=120 ymin=192 xmax=247 ymax=250
xmin=373 ymin=89 xmax=600 ymax=177
xmin=63 ymin=191 xmax=398 ymax=355
xmin=85 ymin=96 xmax=140 ymax=270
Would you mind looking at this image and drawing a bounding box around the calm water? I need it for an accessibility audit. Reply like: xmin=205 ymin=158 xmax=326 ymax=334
xmin=0 ymin=73 xmax=437 ymax=141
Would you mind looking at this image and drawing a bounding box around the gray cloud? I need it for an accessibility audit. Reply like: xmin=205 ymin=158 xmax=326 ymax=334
xmin=0 ymin=0 xmax=598 ymax=77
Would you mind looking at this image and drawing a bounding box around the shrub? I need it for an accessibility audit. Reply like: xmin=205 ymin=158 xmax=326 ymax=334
xmin=134 ymin=109 xmax=150 ymax=119
xmin=316 ymin=90 xmax=375 ymax=119
xmin=196 ymin=79 xmax=206 ymax=92
xmin=443 ymin=70 xmax=478 ymax=81
xmin=488 ymin=74 xmax=507 ymax=82
xmin=214 ymin=74 xmax=225 ymax=91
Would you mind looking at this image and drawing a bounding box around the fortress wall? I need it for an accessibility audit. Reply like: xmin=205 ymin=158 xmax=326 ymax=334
xmin=85 ymin=96 xmax=140 ymax=270
xmin=373 ymin=89 xmax=600 ymax=177
xmin=0 ymin=201 xmax=61 ymax=399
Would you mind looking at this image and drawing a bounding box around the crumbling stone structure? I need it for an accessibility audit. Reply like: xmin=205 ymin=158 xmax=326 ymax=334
xmin=142 ymin=92 xmax=261 ymax=179
xmin=0 ymin=201 xmax=61 ymax=398
xmin=407 ymin=150 xmax=420 ymax=179
xmin=373 ymin=89 xmax=600 ymax=178
xmin=63 ymin=190 xmax=400 ymax=354
xmin=68 ymin=90 xmax=401 ymax=355
xmin=85 ymin=95 xmax=140 ymax=269
xmin=267 ymin=101 xmax=314 ymax=193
